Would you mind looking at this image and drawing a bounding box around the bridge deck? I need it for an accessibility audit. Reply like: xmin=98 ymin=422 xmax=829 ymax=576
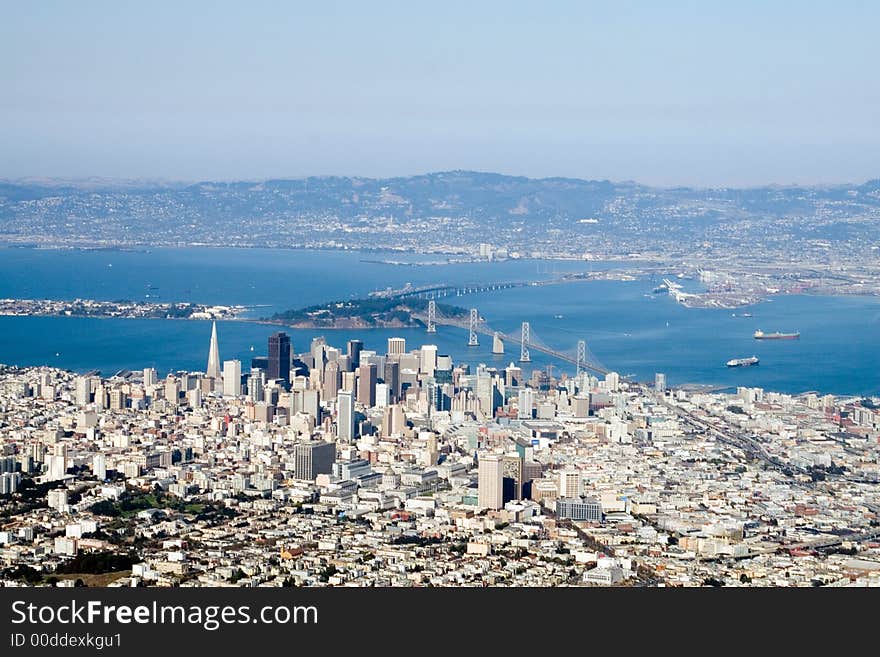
xmin=415 ymin=313 xmax=608 ymax=375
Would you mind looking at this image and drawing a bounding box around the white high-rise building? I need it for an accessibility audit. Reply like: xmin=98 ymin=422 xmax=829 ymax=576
xmin=223 ymin=360 xmax=242 ymax=397
xmin=143 ymin=367 xmax=158 ymax=387
xmin=337 ymin=390 xmax=355 ymax=442
xmin=248 ymin=369 xmax=265 ymax=402
xmin=655 ymin=373 xmax=666 ymax=393
xmin=517 ymin=388 xmax=535 ymax=420
xmin=206 ymin=321 xmax=221 ymax=380
xmin=478 ymin=453 xmax=504 ymax=510
xmin=48 ymin=443 xmax=67 ymax=481
xmin=387 ymin=337 xmax=406 ymax=355
xmin=47 ymin=489 xmax=68 ymax=512
xmin=375 ymin=383 xmax=390 ymax=407
xmin=420 ymin=345 xmax=438 ymax=376
xmin=93 ymin=454 xmax=107 ymax=480
xmin=74 ymin=376 xmax=91 ymax=406
xmin=605 ymin=371 xmax=620 ymax=392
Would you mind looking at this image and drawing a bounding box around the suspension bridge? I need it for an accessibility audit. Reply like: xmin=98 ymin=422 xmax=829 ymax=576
xmin=415 ymin=300 xmax=609 ymax=376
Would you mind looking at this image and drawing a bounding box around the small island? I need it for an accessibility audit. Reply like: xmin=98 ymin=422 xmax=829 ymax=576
xmin=267 ymin=297 xmax=468 ymax=329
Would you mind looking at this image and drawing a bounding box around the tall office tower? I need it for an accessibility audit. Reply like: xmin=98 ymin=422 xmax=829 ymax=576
xmin=347 ymin=339 xmax=364 ymax=369
xmin=74 ymin=376 xmax=91 ymax=406
xmin=380 ymin=405 xmax=393 ymax=438
xmin=375 ymin=383 xmax=390 ymax=407
xmin=434 ymin=355 xmax=453 ymax=385
xmin=199 ymin=374 xmax=215 ymax=395
xmin=363 ymin=353 xmax=385 ymax=379
xmin=301 ymin=388 xmax=321 ymax=420
xmin=323 ymin=360 xmax=341 ymax=401
xmin=398 ymin=352 xmax=420 ymax=372
xmin=248 ymin=368 xmax=265 ymax=402
xmin=605 ymin=371 xmax=620 ymax=392
xmin=109 ymin=389 xmax=126 ymax=411
xmin=143 ymin=367 xmax=158 ymax=387
xmin=478 ymin=453 xmax=505 ymax=510
xmin=164 ymin=376 xmax=180 ymax=405
xmin=559 ymin=469 xmax=581 ymax=498
xmin=476 ymin=370 xmax=497 ymax=419
xmin=310 ymin=336 xmax=327 ymax=369
xmin=503 ymin=453 xmax=524 ymax=502
xmin=93 ymin=384 xmax=108 ymax=410
xmin=268 ymin=332 xmax=291 ymax=385
xmin=292 ymin=441 xmax=337 ymax=480
xmin=505 ymin=363 xmax=523 ymax=388
xmin=30 ymin=443 xmax=46 ymax=465
xmin=380 ymin=404 xmax=407 ymax=438
xmin=425 ymin=378 xmax=440 ymax=413
xmin=288 ymin=389 xmax=302 ymax=415
xmin=357 ymin=363 xmax=377 ymax=407
xmin=222 ymin=359 xmax=242 ymax=396
xmin=420 ymin=344 xmax=438 ymax=376
xmin=517 ymin=387 xmax=534 ymax=419
xmin=387 ymin=337 xmax=406 ymax=355
xmin=341 ymin=371 xmax=356 ymax=392
xmin=324 ymin=346 xmax=341 ymax=365
xmin=206 ymin=321 xmax=221 ymax=380
xmin=655 ymin=372 xmax=667 ymax=393
xmin=399 ymin=368 xmax=418 ymax=398
xmin=336 ymin=390 xmax=355 ymax=441
xmin=187 ymin=387 xmax=202 ymax=408
xmin=383 ymin=361 xmax=400 ymax=402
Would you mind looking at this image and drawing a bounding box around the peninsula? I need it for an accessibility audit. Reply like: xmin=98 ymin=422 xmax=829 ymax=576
xmin=0 ymin=298 xmax=248 ymax=320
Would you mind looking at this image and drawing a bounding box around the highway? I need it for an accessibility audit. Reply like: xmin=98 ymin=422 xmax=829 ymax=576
xmin=664 ymin=399 xmax=798 ymax=475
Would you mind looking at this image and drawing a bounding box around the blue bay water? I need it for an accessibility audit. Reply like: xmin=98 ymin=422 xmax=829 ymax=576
xmin=0 ymin=246 xmax=877 ymax=396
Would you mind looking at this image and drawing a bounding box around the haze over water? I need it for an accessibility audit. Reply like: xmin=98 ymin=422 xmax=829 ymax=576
xmin=0 ymin=246 xmax=877 ymax=396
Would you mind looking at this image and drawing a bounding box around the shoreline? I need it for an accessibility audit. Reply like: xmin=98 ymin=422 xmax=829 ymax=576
xmin=2 ymin=242 xmax=876 ymax=303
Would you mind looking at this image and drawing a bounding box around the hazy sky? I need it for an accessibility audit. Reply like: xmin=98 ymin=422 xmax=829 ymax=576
xmin=2 ymin=1 xmax=878 ymax=186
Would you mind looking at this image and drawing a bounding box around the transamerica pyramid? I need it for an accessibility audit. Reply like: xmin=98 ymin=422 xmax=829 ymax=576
xmin=206 ymin=321 xmax=221 ymax=380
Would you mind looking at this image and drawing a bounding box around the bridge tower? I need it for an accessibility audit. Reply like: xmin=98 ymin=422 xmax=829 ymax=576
xmin=576 ymin=340 xmax=586 ymax=376
xmin=520 ymin=322 xmax=531 ymax=362
xmin=426 ymin=300 xmax=437 ymax=333
xmin=492 ymin=332 xmax=504 ymax=354
xmin=468 ymin=308 xmax=479 ymax=346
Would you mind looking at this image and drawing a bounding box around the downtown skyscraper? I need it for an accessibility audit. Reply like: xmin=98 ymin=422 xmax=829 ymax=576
xmin=268 ymin=332 xmax=291 ymax=385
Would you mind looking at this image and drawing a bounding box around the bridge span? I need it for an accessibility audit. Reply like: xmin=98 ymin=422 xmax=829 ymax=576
xmin=412 ymin=309 xmax=609 ymax=376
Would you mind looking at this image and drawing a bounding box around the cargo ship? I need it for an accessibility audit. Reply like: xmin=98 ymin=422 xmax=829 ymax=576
xmin=754 ymin=330 xmax=799 ymax=340
xmin=727 ymin=356 xmax=759 ymax=367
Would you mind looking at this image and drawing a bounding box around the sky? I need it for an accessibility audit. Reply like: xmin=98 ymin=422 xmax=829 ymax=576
xmin=1 ymin=1 xmax=878 ymax=186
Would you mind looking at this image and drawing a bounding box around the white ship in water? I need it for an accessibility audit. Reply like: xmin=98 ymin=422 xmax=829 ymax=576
xmin=727 ymin=356 xmax=759 ymax=367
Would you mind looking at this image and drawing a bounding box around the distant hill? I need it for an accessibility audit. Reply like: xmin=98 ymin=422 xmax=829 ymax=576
xmin=1 ymin=170 xmax=878 ymax=259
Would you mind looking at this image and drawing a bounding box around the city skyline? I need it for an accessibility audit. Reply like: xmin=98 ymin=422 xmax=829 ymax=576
xmin=2 ymin=316 xmax=877 ymax=588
